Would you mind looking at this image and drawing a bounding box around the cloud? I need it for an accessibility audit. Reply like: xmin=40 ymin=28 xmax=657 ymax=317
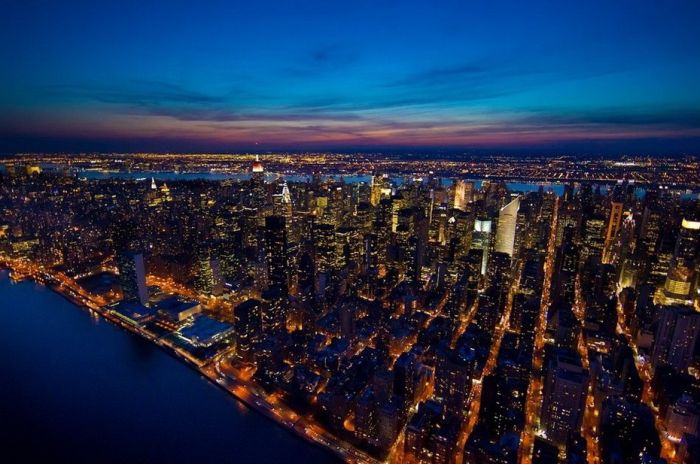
xmin=44 ymin=80 xmax=230 ymax=107
xmin=284 ymin=43 xmax=358 ymax=77
xmin=384 ymin=60 xmax=494 ymax=88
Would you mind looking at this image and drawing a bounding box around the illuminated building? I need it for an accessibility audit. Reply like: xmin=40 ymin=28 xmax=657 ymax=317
xmin=196 ymin=254 xmax=223 ymax=296
xmin=599 ymin=398 xmax=661 ymax=463
xmin=651 ymin=304 xmax=700 ymax=373
xmin=660 ymin=217 xmax=700 ymax=305
xmin=666 ymin=393 xmax=700 ymax=442
xmin=582 ymin=215 xmax=605 ymax=263
xmin=377 ymin=397 xmax=402 ymax=450
xmin=640 ymin=203 xmax=663 ymax=254
xmin=178 ymin=314 xmax=234 ymax=348
xmin=272 ymin=181 xmax=293 ymax=220
xmin=4 ymin=154 xmax=700 ymax=464
xmin=471 ymin=217 xmax=492 ymax=275
xmin=353 ymin=388 xmax=378 ymax=446
xmin=434 ymin=345 xmax=475 ymax=418
xmin=153 ymin=296 xmax=202 ymax=327
xmin=251 ymin=154 xmax=264 ymax=173
xmin=25 ymin=165 xmax=42 ymax=175
xmin=541 ymin=349 xmax=588 ymax=446
xmin=494 ymin=196 xmax=520 ymax=258
xmin=234 ymin=299 xmax=262 ymax=362
xmin=394 ymin=351 xmax=420 ymax=410
xmin=261 ymin=286 xmax=287 ymax=334
xmin=452 ymin=179 xmax=473 ymax=211
xmin=313 ymin=222 xmax=335 ymax=274
xmin=479 ymin=374 xmax=527 ymax=439
xmin=370 ymin=174 xmax=390 ymax=207
xmin=250 ymin=155 xmax=265 ymax=208
xmin=264 ymin=215 xmax=289 ymax=294
xmin=404 ymin=400 xmax=459 ymax=464
xmin=602 ymin=201 xmax=623 ymax=263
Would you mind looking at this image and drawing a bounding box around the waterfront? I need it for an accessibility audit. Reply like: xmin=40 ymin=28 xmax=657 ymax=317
xmin=0 ymin=270 xmax=336 ymax=464
xmin=74 ymin=168 xmax=572 ymax=196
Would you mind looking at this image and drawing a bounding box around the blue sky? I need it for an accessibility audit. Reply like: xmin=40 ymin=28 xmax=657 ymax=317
xmin=1 ymin=0 xmax=699 ymax=153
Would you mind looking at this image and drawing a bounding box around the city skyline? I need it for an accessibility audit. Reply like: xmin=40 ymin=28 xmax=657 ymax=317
xmin=2 ymin=154 xmax=700 ymax=463
xmin=2 ymin=1 xmax=700 ymax=154
xmin=3 ymin=2 xmax=700 ymax=463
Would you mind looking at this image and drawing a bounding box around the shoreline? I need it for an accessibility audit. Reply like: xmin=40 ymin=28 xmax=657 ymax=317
xmin=0 ymin=263 xmax=377 ymax=464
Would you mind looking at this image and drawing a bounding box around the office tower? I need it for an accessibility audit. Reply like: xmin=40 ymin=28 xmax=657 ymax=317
xmin=640 ymin=203 xmax=663 ymax=254
xmin=487 ymin=251 xmax=513 ymax=290
xmin=555 ymin=225 xmax=579 ymax=300
xmin=651 ymin=305 xmax=700 ymax=373
xmin=600 ymin=398 xmax=661 ymax=463
xmin=479 ymin=374 xmax=528 ymax=439
xmin=196 ymin=254 xmax=223 ymax=296
xmin=404 ymin=400 xmax=459 ymax=464
xmin=541 ymin=349 xmax=589 ymax=446
xmin=553 ymin=302 xmax=580 ymax=351
xmin=519 ymin=257 xmax=544 ymax=296
xmin=250 ymin=155 xmax=265 ymax=208
xmin=434 ymin=345 xmax=474 ymax=418
xmin=556 ymin=201 xmax=580 ymax=246
xmin=353 ymin=389 xmax=378 ymax=446
xmin=370 ymin=174 xmax=390 ymax=207
xmin=666 ymin=393 xmax=700 ymax=442
xmin=313 ymin=222 xmax=335 ymax=273
xmin=582 ymin=215 xmax=605 ymax=263
xmin=375 ymin=198 xmax=392 ymax=264
xmin=471 ymin=217 xmax=492 ymax=275
xmin=335 ymin=226 xmax=361 ymax=269
xmin=377 ymin=398 xmax=402 ymax=451
xmin=117 ymin=251 xmax=148 ymax=306
xmin=261 ymin=286 xmax=287 ymax=334
xmin=272 ymin=180 xmax=293 ymax=221
xmin=453 ymin=179 xmax=472 ymax=211
xmin=661 ymin=217 xmax=700 ymax=305
xmin=429 ymin=202 xmax=449 ymax=245
xmin=494 ymin=196 xmax=520 ymax=257
xmin=509 ymin=293 xmax=540 ymax=337
xmin=234 ymin=299 xmax=262 ymax=362
xmin=404 ymin=400 xmax=440 ymax=462
xmin=394 ymin=351 xmax=419 ymax=409
xmin=264 ymin=215 xmax=289 ymax=293
xmin=602 ymin=201 xmax=624 ymax=263
xmin=355 ymin=201 xmax=372 ymax=233
xmin=463 ymin=248 xmax=483 ymax=289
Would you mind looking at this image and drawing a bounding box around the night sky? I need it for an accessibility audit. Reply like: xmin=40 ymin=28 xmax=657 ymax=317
xmin=2 ymin=0 xmax=699 ymax=154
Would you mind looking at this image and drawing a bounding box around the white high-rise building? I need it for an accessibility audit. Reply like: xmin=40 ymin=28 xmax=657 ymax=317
xmin=495 ymin=196 xmax=520 ymax=257
xmin=472 ymin=218 xmax=492 ymax=275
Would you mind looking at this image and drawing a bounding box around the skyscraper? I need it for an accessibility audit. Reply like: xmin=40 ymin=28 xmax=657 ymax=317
xmin=651 ymin=304 xmax=700 ymax=373
xmin=264 ymin=215 xmax=289 ymax=293
xmin=453 ymin=179 xmax=473 ymax=211
xmin=116 ymin=251 xmax=148 ymax=306
xmin=541 ymin=349 xmax=589 ymax=446
xmin=661 ymin=217 xmax=700 ymax=305
xmin=602 ymin=201 xmax=623 ymax=263
xmin=495 ymin=196 xmax=520 ymax=257
xmin=472 ymin=217 xmax=493 ymax=275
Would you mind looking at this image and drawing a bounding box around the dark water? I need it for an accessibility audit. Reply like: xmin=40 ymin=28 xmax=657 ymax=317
xmin=0 ymin=271 xmax=335 ymax=464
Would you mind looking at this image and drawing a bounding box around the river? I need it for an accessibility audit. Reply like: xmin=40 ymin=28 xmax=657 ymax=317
xmin=0 ymin=270 xmax=336 ymax=463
